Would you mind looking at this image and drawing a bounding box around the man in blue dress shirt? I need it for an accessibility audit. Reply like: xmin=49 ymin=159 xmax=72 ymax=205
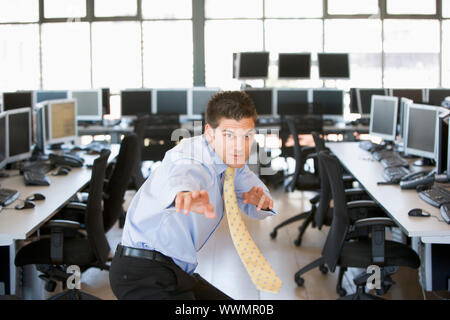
xmin=109 ymin=91 xmax=276 ymax=300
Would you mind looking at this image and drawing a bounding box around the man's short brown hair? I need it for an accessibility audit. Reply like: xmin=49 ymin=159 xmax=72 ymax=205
xmin=205 ymin=91 xmax=258 ymax=128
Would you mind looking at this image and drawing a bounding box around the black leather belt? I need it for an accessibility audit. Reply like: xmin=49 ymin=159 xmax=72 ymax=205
xmin=116 ymin=244 xmax=173 ymax=264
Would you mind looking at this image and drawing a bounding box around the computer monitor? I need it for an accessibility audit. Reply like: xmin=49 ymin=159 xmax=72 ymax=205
xmin=243 ymin=88 xmax=273 ymax=116
xmin=234 ymin=52 xmax=269 ymax=79
xmin=35 ymin=90 xmax=68 ymax=104
xmin=120 ymin=89 xmax=152 ymax=117
xmin=391 ymin=89 xmax=424 ymax=104
xmin=349 ymin=88 xmax=359 ymax=114
xmin=6 ymin=107 xmax=32 ymax=163
xmin=102 ymin=88 xmax=110 ymax=115
xmin=191 ymin=88 xmax=219 ymax=115
xmin=369 ymin=95 xmax=399 ymax=142
xmin=276 ymin=89 xmax=309 ymax=115
xmin=312 ymin=89 xmax=344 ymax=119
xmin=44 ymin=99 xmax=77 ymax=147
xmin=2 ymin=91 xmax=35 ymax=111
xmin=398 ymin=97 xmax=413 ymax=139
xmin=404 ymin=103 xmax=440 ymax=161
xmin=318 ymin=53 xmax=350 ymax=79
xmin=70 ymin=89 xmax=103 ymax=121
xmin=156 ymin=89 xmax=188 ymax=115
xmin=428 ymin=88 xmax=450 ymax=107
xmin=437 ymin=115 xmax=449 ymax=175
xmin=356 ymin=88 xmax=389 ymax=117
xmin=278 ymin=53 xmax=311 ymax=79
xmin=0 ymin=112 xmax=7 ymax=169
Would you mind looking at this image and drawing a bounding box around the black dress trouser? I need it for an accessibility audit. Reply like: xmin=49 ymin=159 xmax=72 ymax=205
xmin=109 ymin=247 xmax=233 ymax=300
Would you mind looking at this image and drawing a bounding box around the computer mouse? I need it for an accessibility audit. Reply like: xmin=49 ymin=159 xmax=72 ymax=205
xmin=15 ymin=200 xmax=35 ymax=210
xmin=408 ymin=208 xmax=431 ymax=217
xmin=52 ymin=167 xmax=70 ymax=176
xmin=26 ymin=193 xmax=46 ymax=201
xmin=439 ymin=203 xmax=450 ymax=224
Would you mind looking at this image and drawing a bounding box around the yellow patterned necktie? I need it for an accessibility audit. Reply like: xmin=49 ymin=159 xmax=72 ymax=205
xmin=223 ymin=167 xmax=282 ymax=294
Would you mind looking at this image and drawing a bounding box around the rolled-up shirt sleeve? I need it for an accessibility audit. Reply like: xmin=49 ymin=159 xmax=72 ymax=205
xmin=158 ymin=159 xmax=214 ymax=210
xmin=234 ymin=165 xmax=277 ymax=220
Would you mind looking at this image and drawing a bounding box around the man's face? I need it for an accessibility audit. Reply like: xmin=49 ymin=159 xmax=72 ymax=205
xmin=205 ymin=117 xmax=255 ymax=168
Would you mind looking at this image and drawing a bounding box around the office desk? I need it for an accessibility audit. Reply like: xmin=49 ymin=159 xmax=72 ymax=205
xmin=327 ymin=142 xmax=450 ymax=244
xmin=0 ymin=145 xmax=120 ymax=245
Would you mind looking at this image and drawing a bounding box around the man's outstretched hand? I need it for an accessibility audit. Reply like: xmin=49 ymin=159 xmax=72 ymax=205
xmin=242 ymin=186 xmax=274 ymax=211
xmin=175 ymin=190 xmax=216 ymax=219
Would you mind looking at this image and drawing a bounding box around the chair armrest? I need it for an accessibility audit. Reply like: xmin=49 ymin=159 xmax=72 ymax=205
xmin=353 ymin=217 xmax=396 ymax=229
xmin=45 ymin=219 xmax=82 ymax=230
xmin=65 ymin=202 xmax=87 ymax=211
xmin=347 ymin=200 xmax=380 ymax=209
xmin=344 ymin=187 xmax=366 ymax=197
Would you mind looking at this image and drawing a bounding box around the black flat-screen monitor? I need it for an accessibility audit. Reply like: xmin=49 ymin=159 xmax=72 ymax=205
xmin=7 ymin=108 xmax=32 ymax=163
xmin=349 ymin=88 xmax=359 ymax=114
xmin=312 ymin=89 xmax=344 ymax=118
xmin=0 ymin=113 xmax=6 ymax=169
xmin=156 ymin=90 xmax=188 ymax=115
xmin=121 ymin=89 xmax=152 ymax=116
xmin=243 ymin=89 xmax=273 ymax=115
xmin=276 ymin=89 xmax=309 ymax=115
xmin=102 ymin=88 xmax=110 ymax=115
xmin=2 ymin=91 xmax=34 ymax=111
xmin=428 ymin=89 xmax=450 ymax=107
xmin=392 ymin=89 xmax=424 ymax=104
xmin=318 ymin=53 xmax=350 ymax=79
xmin=278 ymin=53 xmax=311 ymax=79
xmin=235 ymin=52 xmax=269 ymax=79
xmin=357 ymin=88 xmax=389 ymax=116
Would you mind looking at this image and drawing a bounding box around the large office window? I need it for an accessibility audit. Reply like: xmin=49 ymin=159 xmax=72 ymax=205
xmin=0 ymin=24 xmax=40 ymax=91
xmin=444 ymin=0 xmax=450 ymax=18
xmin=94 ymin=0 xmax=137 ymax=17
xmin=0 ymin=0 xmax=38 ymax=23
xmin=264 ymin=0 xmax=322 ymax=18
xmin=327 ymin=0 xmax=379 ymax=15
xmin=383 ymin=20 xmax=440 ymax=88
xmin=142 ymin=21 xmax=193 ymax=88
xmin=91 ymin=22 xmax=142 ymax=90
xmin=41 ymin=22 xmax=91 ymax=89
xmin=43 ymin=0 xmax=86 ymax=19
xmin=386 ymin=0 xmax=436 ymax=15
xmin=142 ymin=0 xmax=192 ymax=19
xmin=205 ymin=0 xmax=263 ymax=19
xmin=324 ymin=19 xmax=382 ymax=87
xmin=205 ymin=20 xmax=264 ymax=88
xmin=443 ymin=21 xmax=450 ymax=87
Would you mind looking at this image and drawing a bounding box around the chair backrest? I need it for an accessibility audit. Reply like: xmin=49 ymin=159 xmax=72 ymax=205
xmin=312 ymin=132 xmax=333 ymax=229
xmin=103 ymin=134 xmax=140 ymax=232
xmin=85 ymin=149 xmax=111 ymax=267
xmin=285 ymin=116 xmax=304 ymax=179
xmin=318 ymin=151 xmax=350 ymax=272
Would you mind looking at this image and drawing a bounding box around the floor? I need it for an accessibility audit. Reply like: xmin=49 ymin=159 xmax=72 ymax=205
xmin=72 ymin=185 xmax=447 ymax=300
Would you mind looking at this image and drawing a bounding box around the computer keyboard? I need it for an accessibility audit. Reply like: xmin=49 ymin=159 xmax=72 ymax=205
xmin=0 ymin=188 xmax=19 ymax=206
xmin=23 ymin=169 xmax=51 ymax=186
xmin=372 ymin=150 xmax=392 ymax=161
xmin=380 ymin=155 xmax=410 ymax=168
xmin=418 ymin=186 xmax=450 ymax=208
xmin=382 ymin=166 xmax=411 ymax=183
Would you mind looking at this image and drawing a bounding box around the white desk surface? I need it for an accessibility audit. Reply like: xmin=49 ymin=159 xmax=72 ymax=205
xmin=0 ymin=145 xmax=120 ymax=244
xmin=328 ymin=142 xmax=450 ymax=242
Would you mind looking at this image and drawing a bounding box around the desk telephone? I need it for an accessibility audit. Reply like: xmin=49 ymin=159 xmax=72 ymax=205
xmin=49 ymin=153 xmax=84 ymax=168
xmin=399 ymin=170 xmax=435 ymax=190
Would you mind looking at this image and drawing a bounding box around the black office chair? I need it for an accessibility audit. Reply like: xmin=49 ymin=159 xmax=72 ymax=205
xmin=14 ymin=149 xmax=111 ymax=299
xmin=295 ymin=151 xmax=421 ymax=299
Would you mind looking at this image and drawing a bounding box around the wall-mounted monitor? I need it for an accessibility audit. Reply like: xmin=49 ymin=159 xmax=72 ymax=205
xmin=318 ymin=53 xmax=350 ymax=79
xmin=234 ymin=52 xmax=270 ymax=79
xmin=278 ymin=53 xmax=311 ymax=79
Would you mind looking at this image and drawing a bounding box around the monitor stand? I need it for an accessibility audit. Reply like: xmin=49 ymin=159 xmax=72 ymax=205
xmin=413 ymin=157 xmax=435 ymax=167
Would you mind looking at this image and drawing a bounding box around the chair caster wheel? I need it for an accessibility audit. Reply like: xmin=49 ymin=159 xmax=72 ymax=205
xmin=337 ymin=288 xmax=347 ymax=297
xmin=295 ymin=274 xmax=305 ymax=286
xmin=294 ymin=238 xmax=302 ymax=246
xmin=319 ymin=265 xmax=328 ymax=274
xmin=270 ymin=231 xmax=277 ymax=239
